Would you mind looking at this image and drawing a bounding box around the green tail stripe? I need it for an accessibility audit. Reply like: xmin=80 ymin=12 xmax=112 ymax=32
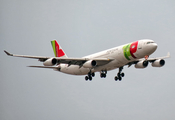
xmin=51 ymin=40 xmax=56 ymax=57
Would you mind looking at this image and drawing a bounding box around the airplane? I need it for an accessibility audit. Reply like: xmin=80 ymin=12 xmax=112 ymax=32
xmin=4 ymin=39 xmax=170 ymax=81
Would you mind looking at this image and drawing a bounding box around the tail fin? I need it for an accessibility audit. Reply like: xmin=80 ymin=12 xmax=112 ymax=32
xmin=51 ymin=40 xmax=67 ymax=58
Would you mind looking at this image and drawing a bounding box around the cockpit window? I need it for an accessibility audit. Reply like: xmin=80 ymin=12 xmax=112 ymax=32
xmin=147 ymin=42 xmax=154 ymax=44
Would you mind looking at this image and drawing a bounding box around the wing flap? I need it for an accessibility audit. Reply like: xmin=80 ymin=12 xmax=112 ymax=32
xmin=55 ymin=57 xmax=114 ymax=66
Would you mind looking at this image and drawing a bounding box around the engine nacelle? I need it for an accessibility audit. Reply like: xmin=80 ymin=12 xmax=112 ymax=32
xmin=83 ymin=60 xmax=97 ymax=68
xmin=43 ymin=58 xmax=57 ymax=66
xmin=135 ymin=60 xmax=148 ymax=68
xmin=152 ymin=59 xmax=165 ymax=67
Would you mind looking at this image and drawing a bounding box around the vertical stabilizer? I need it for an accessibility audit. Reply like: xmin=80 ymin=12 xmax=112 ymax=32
xmin=51 ymin=40 xmax=67 ymax=58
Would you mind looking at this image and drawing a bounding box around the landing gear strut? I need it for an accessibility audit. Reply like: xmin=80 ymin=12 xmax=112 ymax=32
xmin=85 ymin=72 xmax=95 ymax=81
xmin=114 ymin=67 xmax=125 ymax=81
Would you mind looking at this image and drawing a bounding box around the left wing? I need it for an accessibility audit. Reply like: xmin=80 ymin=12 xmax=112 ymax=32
xmin=146 ymin=52 xmax=170 ymax=62
xmin=127 ymin=52 xmax=170 ymax=67
xmin=4 ymin=50 xmax=114 ymax=67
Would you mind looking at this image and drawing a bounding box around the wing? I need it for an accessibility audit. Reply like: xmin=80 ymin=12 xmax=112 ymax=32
xmin=127 ymin=52 xmax=170 ymax=67
xmin=4 ymin=50 xmax=49 ymax=61
xmin=4 ymin=50 xmax=114 ymax=67
xmin=146 ymin=52 xmax=170 ymax=62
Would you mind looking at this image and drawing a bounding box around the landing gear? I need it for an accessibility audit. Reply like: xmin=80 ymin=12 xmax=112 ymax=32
xmin=100 ymin=73 xmax=106 ymax=78
xmin=85 ymin=70 xmax=107 ymax=81
xmin=114 ymin=67 xmax=125 ymax=81
xmin=85 ymin=72 xmax=95 ymax=81
xmin=100 ymin=70 xmax=107 ymax=78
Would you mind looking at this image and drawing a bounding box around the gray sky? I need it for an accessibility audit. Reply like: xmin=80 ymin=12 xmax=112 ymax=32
xmin=1 ymin=0 xmax=175 ymax=120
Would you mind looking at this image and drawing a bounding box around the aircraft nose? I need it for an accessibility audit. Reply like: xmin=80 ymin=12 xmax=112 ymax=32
xmin=152 ymin=43 xmax=158 ymax=50
xmin=150 ymin=43 xmax=158 ymax=53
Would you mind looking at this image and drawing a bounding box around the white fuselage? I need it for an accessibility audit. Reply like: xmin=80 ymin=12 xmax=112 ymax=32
xmin=57 ymin=39 xmax=157 ymax=75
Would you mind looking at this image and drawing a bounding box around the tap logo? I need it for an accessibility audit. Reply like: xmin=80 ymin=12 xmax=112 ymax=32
xmin=51 ymin=40 xmax=65 ymax=57
xmin=123 ymin=41 xmax=138 ymax=60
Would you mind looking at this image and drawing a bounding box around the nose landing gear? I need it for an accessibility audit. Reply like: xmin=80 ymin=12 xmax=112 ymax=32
xmin=114 ymin=67 xmax=125 ymax=81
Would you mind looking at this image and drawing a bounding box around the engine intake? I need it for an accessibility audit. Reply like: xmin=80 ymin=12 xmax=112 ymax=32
xmin=43 ymin=58 xmax=57 ymax=66
xmin=83 ymin=60 xmax=97 ymax=68
xmin=152 ymin=59 xmax=165 ymax=67
xmin=135 ymin=60 xmax=148 ymax=68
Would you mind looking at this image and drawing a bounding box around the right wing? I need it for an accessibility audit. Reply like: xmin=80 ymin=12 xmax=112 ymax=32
xmin=4 ymin=50 xmax=49 ymax=61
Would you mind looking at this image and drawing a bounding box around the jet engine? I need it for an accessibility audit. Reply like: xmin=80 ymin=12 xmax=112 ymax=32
xmin=43 ymin=58 xmax=57 ymax=66
xmin=83 ymin=60 xmax=97 ymax=68
xmin=135 ymin=60 xmax=148 ymax=68
xmin=152 ymin=59 xmax=165 ymax=67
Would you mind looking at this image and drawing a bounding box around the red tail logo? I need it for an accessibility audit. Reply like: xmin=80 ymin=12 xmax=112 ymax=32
xmin=51 ymin=40 xmax=66 ymax=57
xmin=55 ymin=41 xmax=65 ymax=57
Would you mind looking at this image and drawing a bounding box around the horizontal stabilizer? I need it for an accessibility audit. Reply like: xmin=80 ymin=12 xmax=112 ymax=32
xmin=28 ymin=66 xmax=60 ymax=69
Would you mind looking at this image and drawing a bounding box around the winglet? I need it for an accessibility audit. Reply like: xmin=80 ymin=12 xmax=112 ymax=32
xmin=167 ymin=52 xmax=170 ymax=58
xmin=4 ymin=50 xmax=13 ymax=56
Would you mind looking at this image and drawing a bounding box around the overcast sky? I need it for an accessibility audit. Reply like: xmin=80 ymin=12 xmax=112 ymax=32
xmin=1 ymin=0 xmax=175 ymax=120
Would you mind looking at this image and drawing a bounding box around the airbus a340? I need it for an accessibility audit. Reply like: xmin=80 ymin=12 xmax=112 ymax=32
xmin=4 ymin=39 xmax=170 ymax=81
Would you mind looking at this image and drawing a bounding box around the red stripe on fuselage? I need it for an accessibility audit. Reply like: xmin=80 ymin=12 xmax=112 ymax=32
xmin=130 ymin=41 xmax=138 ymax=58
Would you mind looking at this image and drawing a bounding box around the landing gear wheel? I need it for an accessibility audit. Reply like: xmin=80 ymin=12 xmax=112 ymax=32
xmin=103 ymin=74 xmax=106 ymax=78
xmin=100 ymin=73 xmax=106 ymax=78
xmin=89 ymin=76 xmax=92 ymax=81
xmin=85 ymin=76 xmax=89 ymax=81
xmin=119 ymin=77 xmax=122 ymax=81
xmin=115 ymin=76 xmax=118 ymax=81
xmin=100 ymin=73 xmax=103 ymax=78
xmin=121 ymin=73 xmax=125 ymax=77
xmin=91 ymin=73 xmax=95 ymax=77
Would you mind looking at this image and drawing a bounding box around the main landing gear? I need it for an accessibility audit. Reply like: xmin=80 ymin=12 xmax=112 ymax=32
xmin=114 ymin=67 xmax=125 ymax=81
xmin=85 ymin=72 xmax=95 ymax=81
xmin=85 ymin=68 xmax=125 ymax=81
xmin=100 ymin=70 xmax=107 ymax=78
xmin=85 ymin=70 xmax=107 ymax=81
